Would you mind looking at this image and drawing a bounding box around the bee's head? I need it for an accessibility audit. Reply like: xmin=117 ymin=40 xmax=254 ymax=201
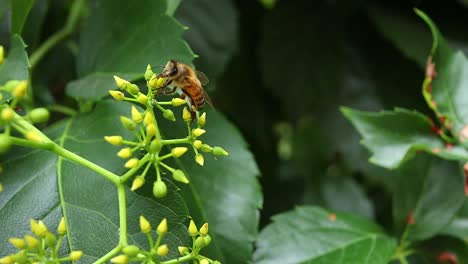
xmin=159 ymin=60 xmax=179 ymax=79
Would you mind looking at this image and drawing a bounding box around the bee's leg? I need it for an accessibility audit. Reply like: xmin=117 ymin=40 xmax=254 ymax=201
xmin=180 ymin=93 xmax=186 ymax=99
xmin=190 ymin=105 xmax=198 ymax=123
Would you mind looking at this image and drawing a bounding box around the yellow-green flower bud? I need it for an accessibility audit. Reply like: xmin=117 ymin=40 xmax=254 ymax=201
xmin=109 ymin=90 xmax=125 ymax=101
xmin=114 ymin=76 xmax=130 ymax=90
xmin=70 ymin=251 xmax=83 ymax=261
xmin=157 ymin=218 xmax=168 ymax=235
xmin=172 ymin=147 xmax=188 ymax=158
xmin=120 ymin=116 xmax=136 ymax=131
xmin=163 ymin=109 xmax=176 ymax=121
xmin=139 ymin=215 xmax=151 ymax=234
xmin=24 ymin=235 xmax=39 ymax=248
xmin=146 ymin=123 xmax=157 ymax=138
xmin=12 ymin=81 xmax=28 ymax=99
xmin=124 ymin=158 xmax=139 ymax=168
xmin=0 ymin=256 xmax=13 ymax=264
xmin=197 ymin=113 xmax=206 ymax=127
xmin=131 ymin=106 xmax=143 ymax=123
xmin=192 ymin=128 xmax=206 ymax=137
xmin=117 ymin=148 xmax=132 ymax=159
xmin=58 ymin=217 xmax=67 ymax=235
xmin=153 ymin=180 xmax=167 ymax=198
xmin=45 ymin=232 xmax=57 ymax=247
xmin=131 ymin=176 xmax=145 ymax=191
xmin=3 ymin=80 xmax=20 ymax=92
xmin=157 ymin=77 xmax=166 ymax=88
xmin=144 ymin=112 xmax=154 ymax=126
xmin=203 ymin=234 xmax=212 ymax=246
xmin=25 ymin=131 xmax=43 ymax=142
xmin=32 ymin=220 xmax=48 ymax=237
xmin=200 ymin=144 xmax=213 ymax=153
xmin=30 ymin=219 xmax=38 ymax=233
xmin=137 ymin=93 xmax=148 ymax=104
xmin=110 ymin=255 xmax=129 ymax=264
xmin=157 ymin=244 xmax=168 ymax=256
xmin=200 ymin=259 xmax=209 ymax=264
xmin=182 ymin=107 xmax=191 ymax=121
xmin=213 ymin=261 xmax=221 ymax=264
xmin=29 ymin=108 xmax=50 ymax=123
xmin=8 ymin=238 xmax=26 ymax=249
xmin=195 ymin=154 xmax=204 ymax=166
xmin=171 ymin=98 xmax=186 ymax=106
xmin=199 ymin=223 xmax=209 ymax=235
xmin=150 ymin=139 xmax=163 ymax=153
xmin=194 ymin=236 xmax=206 ymax=249
xmin=127 ymin=84 xmax=139 ymax=95
xmin=172 ymin=169 xmax=189 ymax=184
xmin=193 ymin=140 xmax=202 ymax=149
xmin=188 ymin=220 xmax=198 ymax=236
xmin=122 ymin=245 xmax=140 ymax=257
xmin=178 ymin=246 xmax=190 ymax=256
xmin=0 ymin=46 xmax=4 ymax=65
xmin=148 ymin=74 xmax=158 ymax=89
xmin=1 ymin=108 xmax=14 ymax=122
xmin=0 ymin=183 xmax=3 ymax=192
xmin=144 ymin=65 xmax=154 ymax=81
xmin=212 ymin=146 xmax=229 ymax=156
xmin=104 ymin=135 xmax=123 ymax=145
xmin=13 ymin=253 xmax=27 ymax=264
xmin=0 ymin=134 xmax=12 ymax=154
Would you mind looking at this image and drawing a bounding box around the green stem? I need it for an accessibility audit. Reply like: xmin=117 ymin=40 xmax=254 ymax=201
xmin=117 ymin=184 xmax=128 ymax=246
xmin=120 ymin=154 xmax=151 ymax=183
xmin=10 ymin=136 xmax=54 ymax=150
xmin=161 ymin=137 xmax=191 ymax=145
xmin=48 ymin=104 xmax=78 ymax=116
xmin=160 ymin=254 xmax=195 ymax=264
xmin=94 ymin=245 xmax=123 ymax=264
xmin=29 ymin=0 xmax=85 ymax=68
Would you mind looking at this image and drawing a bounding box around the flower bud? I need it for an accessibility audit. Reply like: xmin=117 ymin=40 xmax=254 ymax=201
xmin=109 ymin=90 xmax=125 ymax=101
xmin=150 ymin=139 xmax=163 ymax=153
xmin=148 ymin=74 xmax=158 ymax=89
xmin=144 ymin=65 xmax=154 ymax=81
xmin=178 ymin=246 xmax=190 ymax=256
xmin=188 ymin=220 xmax=198 ymax=236
xmin=120 ymin=116 xmax=136 ymax=131
xmin=172 ymin=98 xmax=186 ymax=106
xmin=153 ymin=180 xmax=167 ymax=198
xmin=0 ymin=134 xmax=12 ymax=154
xmin=45 ymin=232 xmax=57 ymax=247
xmin=144 ymin=112 xmax=154 ymax=126
xmin=192 ymin=128 xmax=206 ymax=137
xmin=157 ymin=77 xmax=166 ymax=88
xmin=127 ymin=84 xmax=139 ymax=95
xmin=139 ymin=215 xmax=151 ymax=234
xmin=114 ymin=76 xmax=130 ymax=90
xmin=0 ymin=46 xmax=4 ymax=65
xmin=182 ymin=107 xmax=191 ymax=121
xmin=163 ymin=109 xmax=176 ymax=121
xmin=212 ymin=146 xmax=229 ymax=156
xmin=24 ymin=235 xmax=39 ymax=248
xmin=124 ymin=158 xmax=139 ymax=168
xmin=197 ymin=113 xmax=206 ymax=127
xmin=146 ymin=124 xmax=158 ymax=139
xmin=0 ymin=183 xmax=3 ymax=192
xmin=172 ymin=169 xmax=189 ymax=184
xmin=157 ymin=218 xmax=168 ymax=235
xmin=58 ymin=217 xmax=67 ymax=235
xmin=117 ymin=148 xmax=132 ymax=159
xmin=110 ymin=255 xmax=129 ymax=264
xmin=70 ymin=251 xmax=83 ymax=261
xmin=194 ymin=236 xmax=206 ymax=249
xmin=32 ymin=220 xmax=48 ymax=237
xmin=104 ymin=136 xmax=123 ymax=146
xmin=156 ymin=244 xmax=168 ymax=256
xmin=200 ymin=144 xmax=212 ymax=153
xmin=8 ymin=238 xmax=26 ymax=249
xmin=1 ymin=108 xmax=14 ymax=122
xmin=199 ymin=223 xmax=209 ymax=235
xmin=0 ymin=256 xmax=13 ymax=264
xmin=203 ymin=234 xmax=212 ymax=246
xmin=122 ymin=245 xmax=140 ymax=257
xmin=200 ymin=259 xmax=209 ymax=264
xmin=29 ymin=108 xmax=50 ymax=123
xmin=131 ymin=106 xmax=143 ymax=123
xmin=12 ymin=81 xmax=28 ymax=99
xmin=131 ymin=176 xmax=145 ymax=191
xmin=195 ymin=154 xmax=204 ymax=166
xmin=193 ymin=140 xmax=202 ymax=149
xmin=137 ymin=93 xmax=148 ymax=104
xmin=172 ymin=147 xmax=188 ymax=158
xmin=25 ymin=131 xmax=42 ymax=142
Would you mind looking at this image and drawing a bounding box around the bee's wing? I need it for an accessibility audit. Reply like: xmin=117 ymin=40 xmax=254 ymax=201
xmin=185 ymin=76 xmax=214 ymax=109
xmin=195 ymin=70 xmax=209 ymax=86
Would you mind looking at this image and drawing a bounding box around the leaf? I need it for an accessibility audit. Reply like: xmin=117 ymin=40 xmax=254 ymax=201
xmin=253 ymin=206 xmax=396 ymax=264
xmin=440 ymin=201 xmax=468 ymax=242
xmin=66 ymin=0 xmax=195 ymax=100
xmin=0 ymin=35 xmax=29 ymax=103
xmin=392 ymin=153 xmax=465 ymax=241
xmin=158 ymin=108 xmax=262 ymax=264
xmin=175 ymin=0 xmax=238 ymax=79
xmin=165 ymin=0 xmax=181 ymax=15
xmin=342 ymin=107 xmax=468 ymax=169
xmin=416 ymin=10 xmax=468 ymax=144
xmin=10 ymin=0 xmax=35 ymax=34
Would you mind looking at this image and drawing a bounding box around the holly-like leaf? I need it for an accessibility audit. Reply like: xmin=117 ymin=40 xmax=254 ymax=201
xmin=342 ymin=107 xmax=468 ymax=169
xmin=10 ymin=0 xmax=35 ymax=34
xmin=253 ymin=206 xmax=396 ymax=264
xmin=392 ymin=153 xmax=465 ymax=241
xmin=66 ymin=0 xmax=195 ymax=100
xmin=0 ymin=35 xmax=29 ymax=103
xmin=440 ymin=201 xmax=468 ymax=242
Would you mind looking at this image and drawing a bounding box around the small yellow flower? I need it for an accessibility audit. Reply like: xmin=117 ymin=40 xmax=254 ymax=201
xmin=109 ymin=90 xmax=125 ymax=101
xmin=188 ymin=220 xmax=198 ymax=236
xmin=178 ymin=246 xmax=190 ymax=256
xmin=120 ymin=116 xmax=136 ymax=131
xmin=70 ymin=251 xmax=83 ymax=261
xmin=172 ymin=169 xmax=189 ymax=184
xmin=172 ymin=98 xmax=186 ymax=106
xmin=200 ymin=144 xmax=213 ymax=153
xmin=157 ymin=244 xmax=168 ymax=256
xmin=163 ymin=109 xmax=176 ymax=121
xmin=146 ymin=123 xmax=157 ymax=138
xmin=148 ymin=74 xmax=158 ymax=89
xmin=124 ymin=158 xmax=139 ymax=168
xmin=182 ymin=107 xmax=191 ymax=121
xmin=131 ymin=106 xmax=143 ymax=123
xmin=195 ymin=154 xmax=204 ymax=166
xmin=58 ymin=217 xmax=67 ymax=235
xmin=110 ymin=255 xmax=129 ymax=264
xmin=0 ymin=46 xmax=4 ymax=65
xmin=212 ymin=146 xmax=229 ymax=156
xmin=137 ymin=93 xmax=148 ymax=104
xmin=24 ymin=235 xmax=39 ymax=248
xmin=197 ymin=112 xmax=206 ymax=127
xmin=200 ymin=259 xmax=209 ymax=264
xmin=156 ymin=77 xmax=166 ymax=88
xmin=1 ymin=108 xmax=14 ymax=122
xmin=8 ymin=238 xmax=26 ymax=249
xmin=0 ymin=256 xmax=13 ymax=264
xmin=12 ymin=81 xmax=28 ymax=99
xmin=193 ymin=140 xmax=202 ymax=149
xmin=153 ymin=180 xmax=167 ymax=198
xmin=139 ymin=215 xmax=151 ymax=234
xmin=131 ymin=176 xmax=145 ymax=191
xmin=150 ymin=139 xmax=163 ymax=153
xmin=144 ymin=64 xmax=154 ymax=81
xmin=194 ymin=236 xmax=206 ymax=249
xmin=157 ymin=218 xmax=168 ymax=235
xmin=117 ymin=148 xmax=132 ymax=159
xmin=114 ymin=75 xmax=130 ymax=89
xmin=199 ymin=223 xmax=209 ymax=235
xmin=192 ymin=128 xmax=206 ymax=137
xmin=172 ymin=147 xmax=188 ymax=158
xmin=144 ymin=112 xmax=154 ymax=126
xmin=104 ymin=136 xmax=123 ymax=145
xmin=122 ymin=245 xmax=140 ymax=257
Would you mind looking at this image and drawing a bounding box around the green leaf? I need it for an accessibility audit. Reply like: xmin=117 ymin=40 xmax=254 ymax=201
xmin=175 ymin=0 xmax=238 ymax=79
xmin=416 ymin=10 xmax=468 ymax=145
xmin=165 ymin=0 xmax=181 ymax=15
xmin=66 ymin=0 xmax=195 ymax=100
xmin=0 ymin=1 xmax=9 ymax=21
xmin=253 ymin=206 xmax=396 ymax=264
xmin=0 ymin=35 xmax=29 ymax=103
xmin=158 ymin=108 xmax=262 ymax=264
xmin=392 ymin=153 xmax=465 ymax=241
xmin=440 ymin=201 xmax=468 ymax=242
xmin=10 ymin=0 xmax=35 ymax=34
xmin=342 ymin=107 xmax=468 ymax=169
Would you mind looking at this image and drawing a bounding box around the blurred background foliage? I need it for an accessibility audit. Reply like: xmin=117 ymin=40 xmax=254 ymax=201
xmin=3 ymin=0 xmax=468 ymax=262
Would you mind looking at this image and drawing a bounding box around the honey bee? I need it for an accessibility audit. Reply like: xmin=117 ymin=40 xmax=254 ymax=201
xmin=157 ymin=60 xmax=212 ymax=110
